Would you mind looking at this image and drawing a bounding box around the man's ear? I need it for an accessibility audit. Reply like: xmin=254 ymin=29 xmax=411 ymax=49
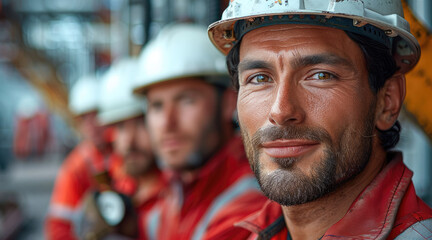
xmin=376 ymin=73 xmax=406 ymax=131
xmin=221 ymin=88 xmax=238 ymax=123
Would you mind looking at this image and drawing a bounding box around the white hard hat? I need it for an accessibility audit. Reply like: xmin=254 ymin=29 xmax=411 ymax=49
xmin=208 ymin=0 xmax=420 ymax=74
xmin=69 ymin=75 xmax=100 ymax=116
xmin=134 ymin=23 xmax=229 ymax=94
xmin=98 ymin=58 xmax=145 ymax=125
xmin=16 ymin=95 xmax=40 ymax=119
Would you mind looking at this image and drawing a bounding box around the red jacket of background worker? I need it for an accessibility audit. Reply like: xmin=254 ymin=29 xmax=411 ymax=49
xmin=45 ymin=141 xmax=120 ymax=240
xmin=142 ymin=136 xmax=268 ymax=240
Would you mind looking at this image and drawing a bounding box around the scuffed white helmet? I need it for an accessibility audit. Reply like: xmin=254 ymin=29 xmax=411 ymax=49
xmin=208 ymin=0 xmax=420 ymax=73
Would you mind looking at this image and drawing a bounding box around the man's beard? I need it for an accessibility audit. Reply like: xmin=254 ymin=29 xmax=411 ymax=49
xmin=123 ymin=149 xmax=155 ymax=177
xmin=156 ymin=151 xmax=206 ymax=172
xmin=240 ymin=109 xmax=375 ymax=206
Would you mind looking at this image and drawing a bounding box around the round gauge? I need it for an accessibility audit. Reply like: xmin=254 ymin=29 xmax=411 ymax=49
xmin=96 ymin=191 xmax=125 ymax=226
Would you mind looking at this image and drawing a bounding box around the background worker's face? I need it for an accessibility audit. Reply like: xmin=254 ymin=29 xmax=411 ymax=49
xmin=237 ymin=24 xmax=378 ymax=206
xmin=77 ymin=111 xmax=106 ymax=147
xmin=114 ymin=116 xmax=155 ymax=177
xmin=146 ymin=78 xmax=222 ymax=171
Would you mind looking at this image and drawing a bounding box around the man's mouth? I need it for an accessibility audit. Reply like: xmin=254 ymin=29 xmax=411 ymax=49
xmin=261 ymin=139 xmax=320 ymax=158
xmin=160 ymin=138 xmax=184 ymax=151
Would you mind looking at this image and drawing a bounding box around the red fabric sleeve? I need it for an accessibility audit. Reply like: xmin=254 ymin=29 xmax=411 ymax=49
xmin=45 ymin=218 xmax=78 ymax=240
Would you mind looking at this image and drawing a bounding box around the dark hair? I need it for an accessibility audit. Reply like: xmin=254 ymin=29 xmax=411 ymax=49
xmin=226 ymin=30 xmax=400 ymax=150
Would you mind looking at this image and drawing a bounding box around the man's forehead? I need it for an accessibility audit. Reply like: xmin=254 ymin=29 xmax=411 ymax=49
xmin=239 ymin=24 xmax=359 ymax=62
xmin=241 ymin=24 xmax=349 ymax=46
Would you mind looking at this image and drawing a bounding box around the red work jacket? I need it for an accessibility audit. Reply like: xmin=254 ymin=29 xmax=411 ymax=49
xmin=142 ymin=136 xmax=268 ymax=240
xmin=45 ymin=141 xmax=120 ymax=240
xmin=113 ymin=167 xmax=167 ymax=240
xmin=136 ymin=173 xmax=166 ymax=240
xmin=235 ymin=152 xmax=432 ymax=240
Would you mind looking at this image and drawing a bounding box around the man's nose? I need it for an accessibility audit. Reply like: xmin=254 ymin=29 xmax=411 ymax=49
xmin=124 ymin=127 xmax=135 ymax=150
xmin=161 ymin=103 xmax=178 ymax=131
xmin=268 ymin=81 xmax=305 ymax=126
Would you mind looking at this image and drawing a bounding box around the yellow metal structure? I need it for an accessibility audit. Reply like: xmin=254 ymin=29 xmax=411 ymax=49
xmin=403 ymin=1 xmax=432 ymax=141
xmin=6 ymin=21 xmax=76 ymax=128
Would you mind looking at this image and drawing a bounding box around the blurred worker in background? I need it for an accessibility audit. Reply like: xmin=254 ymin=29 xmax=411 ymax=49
xmin=76 ymin=58 xmax=165 ymax=239
xmin=208 ymin=0 xmax=432 ymax=239
xmin=13 ymin=96 xmax=51 ymax=160
xmin=45 ymin=75 xmax=116 ymax=240
xmin=133 ymin=23 xmax=267 ymax=240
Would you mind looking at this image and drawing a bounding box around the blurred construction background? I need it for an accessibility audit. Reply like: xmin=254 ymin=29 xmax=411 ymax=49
xmin=0 ymin=0 xmax=430 ymax=239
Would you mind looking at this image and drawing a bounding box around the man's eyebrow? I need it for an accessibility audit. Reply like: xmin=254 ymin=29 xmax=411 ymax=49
xmin=173 ymin=88 xmax=201 ymax=101
xmin=238 ymin=60 xmax=272 ymax=73
xmin=291 ymin=54 xmax=352 ymax=69
xmin=238 ymin=54 xmax=352 ymax=73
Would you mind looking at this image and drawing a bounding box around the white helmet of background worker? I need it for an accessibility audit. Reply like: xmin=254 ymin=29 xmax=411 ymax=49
xmin=133 ymin=23 xmax=229 ymax=94
xmin=98 ymin=58 xmax=144 ymax=125
xmin=69 ymin=75 xmax=100 ymax=116
xmin=208 ymin=0 xmax=420 ymax=74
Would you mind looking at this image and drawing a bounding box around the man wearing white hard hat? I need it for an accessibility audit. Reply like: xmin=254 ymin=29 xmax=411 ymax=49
xmin=134 ymin=23 xmax=267 ymax=240
xmin=79 ymin=58 xmax=165 ymax=239
xmin=46 ymin=75 xmax=116 ymax=239
xmin=208 ymin=0 xmax=432 ymax=239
